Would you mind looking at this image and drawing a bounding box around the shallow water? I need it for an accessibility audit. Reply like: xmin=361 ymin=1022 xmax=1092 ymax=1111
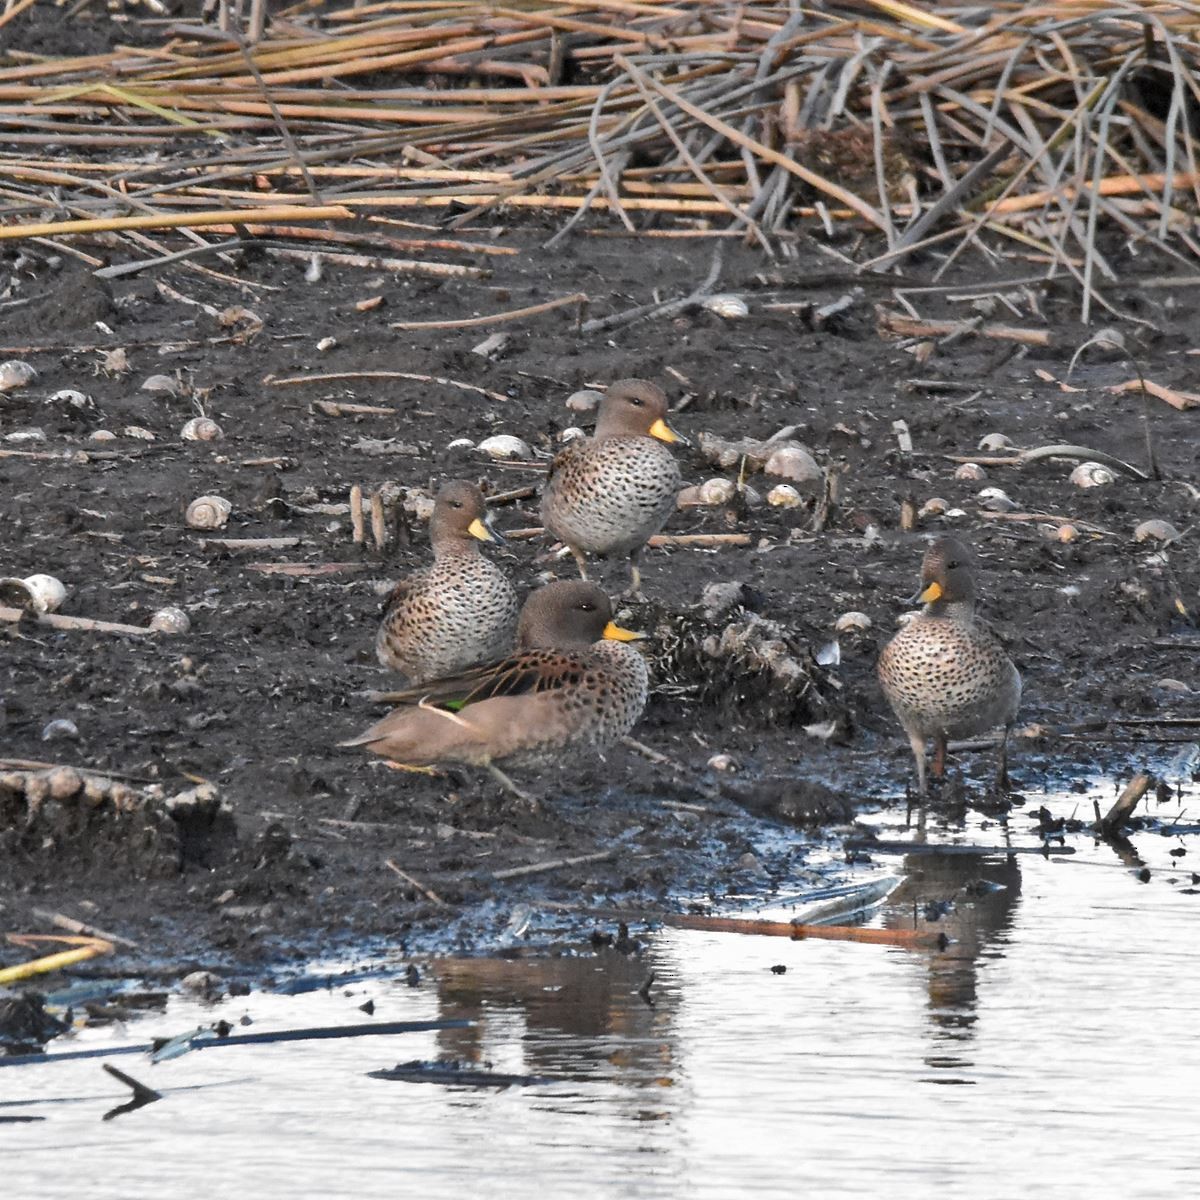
xmin=4 ymin=785 xmax=1198 ymax=1199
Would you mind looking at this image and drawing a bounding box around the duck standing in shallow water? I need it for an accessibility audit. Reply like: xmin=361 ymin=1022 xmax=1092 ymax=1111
xmin=376 ymin=480 xmax=518 ymax=685
xmin=541 ymin=379 xmax=683 ymax=597
xmin=878 ymin=536 xmax=1021 ymax=794
xmin=345 ymin=580 xmax=648 ymax=804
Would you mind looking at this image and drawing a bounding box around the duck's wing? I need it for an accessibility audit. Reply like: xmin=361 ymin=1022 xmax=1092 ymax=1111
xmin=375 ymin=648 xmax=586 ymax=711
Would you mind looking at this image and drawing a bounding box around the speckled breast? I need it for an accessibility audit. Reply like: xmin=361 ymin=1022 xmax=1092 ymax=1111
xmin=543 ymin=436 xmax=681 ymax=556
xmin=878 ymin=617 xmax=1020 ymax=738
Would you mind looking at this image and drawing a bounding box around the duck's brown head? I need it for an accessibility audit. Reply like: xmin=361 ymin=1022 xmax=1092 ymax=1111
xmin=915 ymin=535 xmax=978 ymax=607
xmin=517 ymin=580 xmax=643 ymax=650
xmin=594 ymin=379 xmax=683 ymax=444
xmin=429 ymin=480 xmax=502 ymax=551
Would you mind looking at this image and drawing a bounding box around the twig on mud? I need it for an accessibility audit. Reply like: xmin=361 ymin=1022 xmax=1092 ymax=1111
xmin=201 ymin=536 xmax=301 ymax=551
xmin=266 ymin=246 xmax=488 ymax=281
xmin=843 ymin=840 xmax=1077 ymax=859
xmin=621 ymin=735 xmax=723 ymax=802
xmin=350 ymin=485 xmax=365 ymax=545
xmin=32 ymin=908 xmax=140 ymax=950
xmin=579 ymin=244 xmax=724 ymax=336
xmin=1094 ymin=771 xmax=1155 ymax=838
xmin=390 ymin=291 xmax=587 ymax=331
xmin=485 ymin=485 xmax=537 ymax=506
xmin=877 ymin=308 xmax=1051 ymax=347
xmin=946 ymin=444 xmax=1150 ymax=481
xmin=313 ymin=400 xmax=397 ymax=417
xmin=0 ymin=206 xmax=353 ymax=242
xmin=264 ymin=371 xmax=508 ymax=403
xmin=0 ymin=604 xmax=154 ymax=637
xmin=644 ymin=911 xmax=943 ymax=949
xmin=246 ymin=562 xmax=370 ymax=577
xmin=492 ymin=849 xmax=615 ymax=881
xmin=385 ymin=858 xmax=449 ymax=909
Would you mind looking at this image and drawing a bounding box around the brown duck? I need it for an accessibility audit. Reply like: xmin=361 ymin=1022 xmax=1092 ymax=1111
xmin=541 ymin=379 xmax=683 ymax=596
xmin=376 ymin=480 xmax=518 ymax=685
xmin=345 ymin=580 xmax=648 ymax=803
xmin=878 ymin=536 xmax=1021 ymax=794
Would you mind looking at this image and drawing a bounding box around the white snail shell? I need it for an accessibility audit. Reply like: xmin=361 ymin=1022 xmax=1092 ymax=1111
xmin=149 ymin=606 xmax=191 ymax=634
xmin=476 ymin=434 xmax=532 ymax=460
xmin=835 ymin=611 xmax=873 ymax=633
xmin=566 ymin=389 xmax=604 ymax=414
xmin=446 ymin=438 xmax=475 ymax=451
xmin=0 ymin=360 xmax=37 ymax=392
xmin=919 ymin=496 xmax=949 ymax=518
xmin=186 ymin=495 xmax=232 ymax=530
xmin=49 ymin=389 xmax=91 ymax=409
xmin=1070 ymin=462 xmax=1115 ymax=488
xmin=123 ymin=425 xmax=156 ymax=441
xmin=142 ymin=373 xmax=179 ymax=395
xmin=764 ymin=445 xmax=821 ymax=485
xmin=699 ymin=478 xmax=737 ymax=505
xmin=977 ymin=433 xmax=1014 ymax=452
xmin=89 ymin=429 xmax=117 ymax=442
xmin=23 ymin=574 xmax=67 ymax=614
xmin=955 ymin=462 xmax=988 ymax=481
xmin=701 ymin=293 xmax=750 ymax=319
xmin=706 ymin=753 xmax=737 ymax=772
xmin=181 ymin=417 xmax=223 ymax=442
xmin=559 ymin=426 xmax=586 ymax=443
xmin=1057 ymin=523 xmax=1080 ymax=543
xmin=767 ymin=483 xmax=802 ymax=508
xmin=1134 ymin=519 xmax=1181 ymax=543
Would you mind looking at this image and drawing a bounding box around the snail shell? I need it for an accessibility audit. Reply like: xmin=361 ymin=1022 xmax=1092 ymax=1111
xmin=142 ymin=373 xmax=179 ymax=395
xmin=764 ymin=445 xmax=822 ymax=485
xmin=706 ymin=753 xmax=736 ymax=772
xmin=181 ymin=417 xmax=223 ymax=442
xmin=89 ymin=429 xmax=117 ymax=442
xmin=559 ymin=426 xmax=586 ymax=443
xmin=701 ymin=293 xmax=750 ymax=319
xmin=699 ymin=478 xmax=737 ymax=505
xmin=835 ymin=611 xmax=873 ymax=633
xmin=954 ymin=462 xmax=988 ymax=481
xmin=977 ymin=487 xmax=1017 ymax=512
xmin=977 ymin=433 xmax=1014 ymax=452
xmin=0 ymin=359 xmax=37 ymax=392
xmin=1057 ymin=523 xmax=1080 ymax=543
xmin=149 ymin=606 xmax=191 ymax=634
xmin=186 ymin=495 xmax=232 ymax=530
xmin=23 ymin=573 xmax=67 ymax=613
xmin=1070 ymin=462 xmax=1114 ymax=488
xmin=1134 ymin=519 xmax=1181 ymax=543
xmin=566 ymin=389 xmax=604 ymax=414
xmin=446 ymin=438 xmax=475 ymax=451
xmin=767 ymin=483 xmax=802 ymax=508
xmin=41 ymin=718 xmax=79 ymax=741
xmin=476 ymin=434 xmax=532 ymax=460
xmin=919 ymin=496 xmax=949 ymax=518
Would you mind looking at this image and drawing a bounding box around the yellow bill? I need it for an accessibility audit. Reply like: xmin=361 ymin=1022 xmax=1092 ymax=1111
xmin=468 ymin=516 xmax=499 ymax=542
xmin=648 ymin=417 xmax=681 ymax=444
xmin=918 ymin=580 xmax=943 ymax=603
xmin=603 ymin=621 xmax=645 ymax=642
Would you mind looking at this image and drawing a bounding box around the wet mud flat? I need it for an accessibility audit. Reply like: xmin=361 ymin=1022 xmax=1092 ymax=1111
xmin=2 ymin=217 xmax=1199 ymax=977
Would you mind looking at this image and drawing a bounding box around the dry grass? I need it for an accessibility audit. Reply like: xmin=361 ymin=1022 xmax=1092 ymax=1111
xmin=3 ymin=1 xmax=1200 ymax=313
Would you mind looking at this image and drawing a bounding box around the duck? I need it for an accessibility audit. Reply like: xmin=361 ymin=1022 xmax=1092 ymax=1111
xmin=345 ymin=580 xmax=648 ymax=803
xmin=376 ymin=480 xmax=518 ymax=685
xmin=541 ymin=379 xmax=683 ymax=597
xmin=877 ymin=535 xmax=1021 ymax=794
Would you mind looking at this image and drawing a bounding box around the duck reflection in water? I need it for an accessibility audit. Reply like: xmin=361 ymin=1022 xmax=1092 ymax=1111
xmin=885 ymin=850 xmax=1023 ymax=1076
xmin=429 ymin=942 xmax=680 ymax=1095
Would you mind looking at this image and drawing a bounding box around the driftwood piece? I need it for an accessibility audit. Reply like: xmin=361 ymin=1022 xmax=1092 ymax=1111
xmin=0 ymin=604 xmax=152 ymax=637
xmin=648 ymin=911 xmax=944 ymax=949
xmin=878 ymin=307 xmax=1052 ymax=346
xmin=492 ymin=849 xmax=615 ymax=881
xmin=1094 ymin=772 xmax=1155 ymax=837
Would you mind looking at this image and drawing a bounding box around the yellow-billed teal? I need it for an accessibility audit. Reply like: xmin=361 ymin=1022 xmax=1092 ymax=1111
xmin=346 ymin=580 xmax=648 ymax=802
xmin=877 ymin=536 xmax=1021 ymax=794
xmin=541 ymin=379 xmax=683 ymax=596
xmin=376 ymin=480 xmax=518 ymax=685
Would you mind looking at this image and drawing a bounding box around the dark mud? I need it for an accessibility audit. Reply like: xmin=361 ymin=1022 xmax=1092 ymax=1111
xmin=2 ymin=212 xmax=1198 ymax=976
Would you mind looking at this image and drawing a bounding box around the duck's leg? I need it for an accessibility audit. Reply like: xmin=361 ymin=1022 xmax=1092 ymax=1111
xmin=569 ymin=545 xmax=590 ymax=581
xmin=485 ymin=763 xmax=540 ymax=809
xmin=907 ymin=731 xmax=928 ymax=796
xmin=622 ymin=552 xmax=645 ymax=600
xmin=931 ymin=733 xmax=948 ymax=787
xmin=994 ymin=725 xmax=1012 ymax=791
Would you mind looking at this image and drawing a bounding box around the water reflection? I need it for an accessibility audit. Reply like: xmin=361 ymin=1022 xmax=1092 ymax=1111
xmin=431 ymin=946 xmax=679 ymax=1096
xmin=884 ymin=849 xmax=1022 ymax=1081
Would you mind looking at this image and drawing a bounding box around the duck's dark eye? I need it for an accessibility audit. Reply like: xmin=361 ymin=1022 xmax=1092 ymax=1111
xmin=449 ymin=500 xmax=463 ymax=509
xmin=579 ymin=602 xmax=595 ymax=612
xmin=628 ymin=396 xmax=643 ymax=407
xmin=946 ymin=560 xmax=959 ymax=569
